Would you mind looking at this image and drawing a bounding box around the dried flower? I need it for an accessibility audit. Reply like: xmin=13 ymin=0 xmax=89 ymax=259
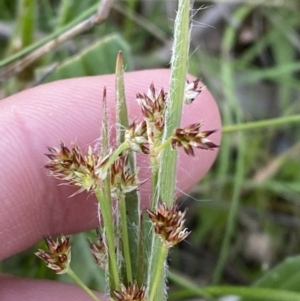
xmin=35 ymin=236 xmax=71 ymax=274
xmin=114 ymin=282 xmax=146 ymax=301
xmin=184 ymin=79 xmax=204 ymax=104
xmin=45 ymin=143 xmax=109 ymax=195
xmin=88 ymin=230 xmax=107 ymax=269
xmin=110 ymin=153 xmax=140 ymax=198
xmin=171 ymin=122 xmax=218 ymax=156
xmin=125 ymin=121 xmax=149 ymax=154
xmin=147 ymin=202 xmax=190 ymax=248
xmin=136 ymin=83 xmax=167 ymax=126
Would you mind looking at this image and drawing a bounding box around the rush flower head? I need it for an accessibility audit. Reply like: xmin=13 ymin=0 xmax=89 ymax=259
xmin=114 ymin=282 xmax=146 ymax=301
xmin=147 ymin=202 xmax=190 ymax=248
xmin=110 ymin=153 xmax=140 ymax=198
xmin=35 ymin=236 xmax=71 ymax=274
xmin=88 ymin=230 xmax=107 ymax=269
xmin=125 ymin=120 xmax=149 ymax=154
xmin=136 ymin=83 xmax=167 ymax=126
xmin=171 ymin=122 xmax=218 ymax=156
xmin=45 ymin=143 xmax=109 ymax=195
xmin=184 ymin=79 xmax=204 ymax=104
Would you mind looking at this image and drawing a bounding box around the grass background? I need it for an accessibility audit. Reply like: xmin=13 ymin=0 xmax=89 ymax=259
xmin=1 ymin=0 xmax=300 ymax=299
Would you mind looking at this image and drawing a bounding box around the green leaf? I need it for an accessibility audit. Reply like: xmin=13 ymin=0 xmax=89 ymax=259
xmin=254 ymin=255 xmax=300 ymax=291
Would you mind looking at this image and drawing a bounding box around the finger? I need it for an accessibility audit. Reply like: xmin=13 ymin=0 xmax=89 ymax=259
xmin=0 ymin=275 xmax=106 ymax=301
xmin=0 ymin=69 xmax=221 ymax=260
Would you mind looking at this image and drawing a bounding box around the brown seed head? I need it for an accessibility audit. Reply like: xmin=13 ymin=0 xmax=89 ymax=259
xmin=114 ymin=282 xmax=146 ymax=301
xmin=147 ymin=202 xmax=190 ymax=248
xmin=125 ymin=121 xmax=149 ymax=154
xmin=88 ymin=230 xmax=107 ymax=269
xmin=35 ymin=236 xmax=71 ymax=274
xmin=45 ymin=143 xmax=109 ymax=195
xmin=171 ymin=122 xmax=218 ymax=156
xmin=110 ymin=153 xmax=140 ymax=198
xmin=184 ymin=79 xmax=204 ymax=104
xmin=136 ymin=83 xmax=167 ymax=126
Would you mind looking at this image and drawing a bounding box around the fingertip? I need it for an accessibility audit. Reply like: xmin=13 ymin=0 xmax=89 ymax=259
xmin=0 ymin=275 xmax=107 ymax=301
xmin=0 ymin=69 xmax=221 ymax=259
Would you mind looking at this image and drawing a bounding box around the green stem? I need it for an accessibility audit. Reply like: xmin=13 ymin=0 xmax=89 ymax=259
xmin=158 ymin=0 xmax=191 ymax=207
xmin=67 ymin=268 xmax=102 ymax=301
xmin=56 ymin=0 xmax=72 ymax=29
xmin=19 ymin=0 xmax=35 ymax=47
xmin=152 ymin=137 xmax=172 ymax=155
xmin=167 ymin=271 xmax=214 ymax=301
xmin=222 ymin=114 xmax=300 ymax=133
xmin=148 ymin=246 xmax=168 ymax=301
xmin=136 ymin=214 xmax=145 ymax=287
xmin=102 ymin=141 xmax=130 ymax=174
xmin=124 ymin=0 xmax=138 ymax=41
xmin=150 ymin=169 xmax=159 ymax=208
xmin=168 ymin=271 xmax=300 ymax=301
xmin=147 ymin=2 xmax=192 ymax=301
xmin=203 ymin=286 xmax=300 ymax=301
xmin=115 ymin=51 xmax=140 ymax=281
xmin=118 ymin=193 xmax=133 ymax=283
xmin=95 ymin=188 xmax=120 ymax=290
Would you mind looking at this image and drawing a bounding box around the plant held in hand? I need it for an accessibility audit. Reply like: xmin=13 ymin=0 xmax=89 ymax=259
xmin=35 ymin=1 xmax=219 ymax=300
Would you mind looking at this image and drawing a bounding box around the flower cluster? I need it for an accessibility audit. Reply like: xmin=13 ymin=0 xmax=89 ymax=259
xmin=184 ymin=79 xmax=204 ymax=104
xmin=88 ymin=230 xmax=107 ymax=269
xmin=35 ymin=236 xmax=71 ymax=274
xmin=136 ymin=83 xmax=167 ymax=134
xmin=114 ymin=282 xmax=146 ymax=301
xmin=45 ymin=143 xmax=140 ymax=198
xmin=125 ymin=120 xmax=149 ymax=154
xmin=38 ymin=76 xmax=219 ymax=301
xmin=110 ymin=153 xmax=140 ymax=198
xmin=171 ymin=122 xmax=218 ymax=156
xmin=147 ymin=202 xmax=190 ymax=249
xmin=45 ymin=143 xmax=109 ymax=195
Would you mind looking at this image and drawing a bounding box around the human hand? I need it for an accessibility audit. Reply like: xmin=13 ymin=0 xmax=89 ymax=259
xmin=0 ymin=69 xmax=221 ymax=300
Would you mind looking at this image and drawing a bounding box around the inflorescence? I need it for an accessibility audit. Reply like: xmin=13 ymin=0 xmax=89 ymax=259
xmin=37 ymin=79 xmax=218 ymax=300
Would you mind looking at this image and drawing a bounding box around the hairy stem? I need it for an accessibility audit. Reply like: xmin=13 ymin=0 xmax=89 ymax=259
xmin=148 ymin=246 xmax=168 ymax=301
xmin=118 ymin=193 xmax=133 ymax=283
xmin=95 ymin=188 xmax=120 ymax=290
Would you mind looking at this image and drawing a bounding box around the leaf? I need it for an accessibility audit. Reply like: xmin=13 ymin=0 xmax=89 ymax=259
xmin=254 ymin=255 xmax=300 ymax=291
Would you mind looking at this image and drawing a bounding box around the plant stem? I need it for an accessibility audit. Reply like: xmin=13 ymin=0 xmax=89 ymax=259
xmin=102 ymin=141 xmax=130 ymax=174
xmin=67 ymin=268 xmax=102 ymax=301
xmin=95 ymin=188 xmax=120 ymax=290
xmin=158 ymin=0 xmax=191 ymax=207
xmin=115 ymin=51 xmax=140 ymax=280
xmin=19 ymin=0 xmax=35 ymax=47
xmin=168 ymin=271 xmax=300 ymax=301
xmin=167 ymin=271 xmax=214 ymax=301
xmin=203 ymin=286 xmax=300 ymax=301
xmin=118 ymin=193 xmax=133 ymax=283
xmin=115 ymin=51 xmax=128 ymax=145
xmin=136 ymin=214 xmax=145 ymax=287
xmin=222 ymin=114 xmax=300 ymax=133
xmin=147 ymin=1 xmax=192 ymax=300
xmin=148 ymin=246 xmax=168 ymax=301
xmin=152 ymin=137 xmax=172 ymax=155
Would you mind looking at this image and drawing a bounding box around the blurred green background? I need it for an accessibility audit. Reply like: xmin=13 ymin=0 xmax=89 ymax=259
xmin=1 ymin=0 xmax=300 ymax=299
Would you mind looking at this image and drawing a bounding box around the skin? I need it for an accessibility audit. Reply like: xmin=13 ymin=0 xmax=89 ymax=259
xmin=0 ymin=69 xmax=221 ymax=300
